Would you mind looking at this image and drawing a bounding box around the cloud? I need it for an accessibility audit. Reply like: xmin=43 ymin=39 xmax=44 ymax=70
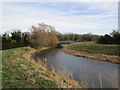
xmin=0 ymin=0 xmax=119 ymax=2
xmin=0 ymin=3 xmax=2 ymax=34
xmin=1 ymin=2 xmax=118 ymax=35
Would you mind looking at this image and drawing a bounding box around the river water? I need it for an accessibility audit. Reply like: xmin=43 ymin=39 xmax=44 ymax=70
xmin=32 ymin=49 xmax=119 ymax=88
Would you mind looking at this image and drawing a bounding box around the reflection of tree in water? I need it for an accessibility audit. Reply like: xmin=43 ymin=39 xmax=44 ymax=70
xmin=32 ymin=48 xmax=119 ymax=88
xmin=32 ymin=48 xmax=59 ymax=61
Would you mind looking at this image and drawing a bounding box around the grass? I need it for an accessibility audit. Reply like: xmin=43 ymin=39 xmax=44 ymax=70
xmin=2 ymin=47 xmax=81 ymax=88
xmin=63 ymin=42 xmax=120 ymax=63
xmin=67 ymin=43 xmax=120 ymax=56
xmin=79 ymin=71 xmax=118 ymax=88
xmin=2 ymin=47 xmax=57 ymax=88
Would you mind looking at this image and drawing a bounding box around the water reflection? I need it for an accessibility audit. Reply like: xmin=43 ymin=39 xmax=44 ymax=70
xmin=32 ymin=49 xmax=119 ymax=88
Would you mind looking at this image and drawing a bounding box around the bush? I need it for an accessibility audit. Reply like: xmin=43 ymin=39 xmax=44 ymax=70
xmin=97 ymin=30 xmax=120 ymax=45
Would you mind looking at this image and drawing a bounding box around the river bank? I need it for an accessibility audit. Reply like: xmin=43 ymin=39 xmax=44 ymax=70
xmin=2 ymin=46 xmax=81 ymax=88
xmin=62 ymin=43 xmax=120 ymax=64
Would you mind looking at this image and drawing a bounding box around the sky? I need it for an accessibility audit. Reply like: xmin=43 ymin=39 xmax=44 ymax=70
xmin=1 ymin=1 xmax=118 ymax=35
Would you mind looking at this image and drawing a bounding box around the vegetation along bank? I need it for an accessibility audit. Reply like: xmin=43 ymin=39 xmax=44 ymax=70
xmin=2 ymin=46 xmax=81 ymax=88
xmin=63 ymin=42 xmax=120 ymax=64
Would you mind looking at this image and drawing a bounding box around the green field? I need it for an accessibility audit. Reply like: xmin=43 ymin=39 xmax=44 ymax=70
xmin=67 ymin=43 xmax=120 ymax=56
xmin=2 ymin=47 xmax=57 ymax=88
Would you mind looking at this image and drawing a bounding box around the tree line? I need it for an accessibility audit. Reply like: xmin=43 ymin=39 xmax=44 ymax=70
xmin=1 ymin=22 xmax=120 ymax=50
xmin=1 ymin=23 xmax=58 ymax=50
xmin=97 ymin=30 xmax=120 ymax=44
xmin=57 ymin=30 xmax=120 ymax=44
xmin=57 ymin=33 xmax=100 ymax=42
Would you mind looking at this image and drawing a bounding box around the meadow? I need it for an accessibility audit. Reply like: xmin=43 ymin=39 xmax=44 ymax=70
xmin=67 ymin=42 xmax=120 ymax=56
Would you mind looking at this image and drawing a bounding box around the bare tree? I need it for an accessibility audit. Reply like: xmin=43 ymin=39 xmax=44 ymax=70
xmin=29 ymin=23 xmax=58 ymax=48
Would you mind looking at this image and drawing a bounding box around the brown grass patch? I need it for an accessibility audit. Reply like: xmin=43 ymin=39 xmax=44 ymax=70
xmin=63 ymin=47 xmax=120 ymax=64
xmin=22 ymin=47 xmax=82 ymax=88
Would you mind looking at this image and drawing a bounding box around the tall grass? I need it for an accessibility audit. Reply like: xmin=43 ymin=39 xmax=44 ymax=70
xmin=79 ymin=70 xmax=91 ymax=88
xmin=57 ymin=64 xmax=73 ymax=80
xmin=36 ymin=57 xmax=47 ymax=67
xmin=105 ymin=73 xmax=118 ymax=88
xmin=36 ymin=57 xmax=119 ymax=88
xmin=49 ymin=64 xmax=81 ymax=88
xmin=79 ymin=71 xmax=118 ymax=88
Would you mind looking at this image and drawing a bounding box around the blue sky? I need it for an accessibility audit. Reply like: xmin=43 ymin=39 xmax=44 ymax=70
xmin=1 ymin=2 xmax=118 ymax=35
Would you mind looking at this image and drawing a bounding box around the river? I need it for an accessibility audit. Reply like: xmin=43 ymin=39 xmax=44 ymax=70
xmin=32 ymin=49 xmax=119 ymax=88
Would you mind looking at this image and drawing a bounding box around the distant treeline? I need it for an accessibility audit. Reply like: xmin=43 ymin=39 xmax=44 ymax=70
xmin=1 ymin=22 xmax=120 ymax=50
xmin=97 ymin=30 xmax=120 ymax=44
xmin=57 ymin=33 xmax=100 ymax=42
xmin=1 ymin=23 xmax=58 ymax=50
xmin=57 ymin=30 xmax=120 ymax=44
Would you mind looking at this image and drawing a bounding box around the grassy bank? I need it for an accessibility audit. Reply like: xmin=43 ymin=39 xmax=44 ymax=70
xmin=63 ymin=42 xmax=120 ymax=64
xmin=2 ymin=47 xmax=81 ymax=88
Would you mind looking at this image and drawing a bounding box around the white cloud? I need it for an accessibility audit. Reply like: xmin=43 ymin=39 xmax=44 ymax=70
xmin=1 ymin=2 xmax=118 ymax=35
xmin=0 ymin=0 xmax=119 ymax=2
